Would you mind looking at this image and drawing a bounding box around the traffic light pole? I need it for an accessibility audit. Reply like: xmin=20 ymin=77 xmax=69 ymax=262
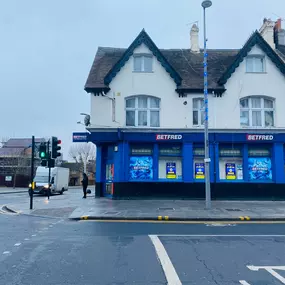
xmin=47 ymin=140 xmax=51 ymax=200
xmin=30 ymin=136 xmax=35 ymax=210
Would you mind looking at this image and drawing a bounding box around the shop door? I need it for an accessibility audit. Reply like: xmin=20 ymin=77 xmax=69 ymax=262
xmin=104 ymin=162 xmax=114 ymax=198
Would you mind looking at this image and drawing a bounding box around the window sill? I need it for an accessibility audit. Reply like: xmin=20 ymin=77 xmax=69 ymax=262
xmin=245 ymin=72 xmax=267 ymax=74
xmin=240 ymin=126 xmax=275 ymax=128
xmin=125 ymin=126 xmax=161 ymax=128
xmin=132 ymin=71 xmax=154 ymax=73
xmin=218 ymin=179 xmax=245 ymax=183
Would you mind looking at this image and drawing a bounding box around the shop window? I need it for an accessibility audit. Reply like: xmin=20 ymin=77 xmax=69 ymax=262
xmin=159 ymin=146 xmax=182 ymax=179
xmin=219 ymin=147 xmax=243 ymax=180
xmin=193 ymin=147 xmax=205 ymax=179
xmin=129 ymin=145 xmax=153 ymax=180
xmin=248 ymin=146 xmax=272 ymax=181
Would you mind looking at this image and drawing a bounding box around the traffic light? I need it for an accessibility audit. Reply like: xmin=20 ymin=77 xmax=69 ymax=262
xmin=41 ymin=160 xmax=47 ymax=167
xmin=39 ymin=143 xmax=47 ymax=159
xmin=51 ymin=137 xmax=61 ymax=159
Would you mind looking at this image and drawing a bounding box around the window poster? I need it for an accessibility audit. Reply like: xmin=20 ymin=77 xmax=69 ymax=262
xmin=166 ymin=162 xmax=176 ymax=179
xmin=248 ymin=157 xmax=272 ymax=181
xmin=236 ymin=164 xmax=243 ymax=180
xmin=129 ymin=156 xmax=153 ymax=180
xmin=225 ymin=163 xmax=236 ymax=180
xmin=195 ymin=163 xmax=205 ymax=179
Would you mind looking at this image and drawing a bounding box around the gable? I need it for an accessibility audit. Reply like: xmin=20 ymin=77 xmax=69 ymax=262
xmin=103 ymin=29 xmax=182 ymax=87
xmin=218 ymin=31 xmax=285 ymax=85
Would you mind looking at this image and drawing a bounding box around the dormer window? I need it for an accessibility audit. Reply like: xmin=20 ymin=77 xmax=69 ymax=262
xmin=246 ymin=55 xmax=265 ymax=73
xmin=133 ymin=54 xmax=153 ymax=72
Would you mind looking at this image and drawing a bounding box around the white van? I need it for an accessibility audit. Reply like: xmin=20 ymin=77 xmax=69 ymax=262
xmin=32 ymin=166 xmax=69 ymax=195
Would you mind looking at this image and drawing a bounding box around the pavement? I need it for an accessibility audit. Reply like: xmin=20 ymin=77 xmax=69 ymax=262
xmin=69 ymin=199 xmax=285 ymax=221
xmin=1 ymin=213 xmax=285 ymax=284
xmin=3 ymin=189 xmax=285 ymax=221
xmin=0 ymin=187 xmax=28 ymax=194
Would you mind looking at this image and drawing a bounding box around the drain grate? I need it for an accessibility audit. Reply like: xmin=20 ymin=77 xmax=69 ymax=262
xmin=104 ymin=211 xmax=119 ymax=215
xmin=158 ymin=207 xmax=174 ymax=211
xmin=226 ymin=208 xmax=241 ymax=212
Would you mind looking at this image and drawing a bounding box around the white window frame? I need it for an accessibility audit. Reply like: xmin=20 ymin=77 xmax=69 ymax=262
xmin=133 ymin=54 xmax=153 ymax=72
xmin=125 ymin=96 xmax=160 ymax=127
xmin=240 ymin=96 xmax=275 ymax=128
xmin=246 ymin=55 xmax=265 ymax=73
xmin=192 ymin=98 xmax=205 ymax=126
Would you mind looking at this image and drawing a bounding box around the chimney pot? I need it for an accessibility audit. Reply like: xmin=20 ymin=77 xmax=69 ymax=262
xmin=190 ymin=24 xmax=200 ymax=53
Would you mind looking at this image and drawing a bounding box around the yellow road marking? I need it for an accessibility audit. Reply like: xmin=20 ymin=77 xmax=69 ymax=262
xmin=158 ymin=216 xmax=162 ymax=220
xmin=239 ymin=216 xmax=245 ymax=221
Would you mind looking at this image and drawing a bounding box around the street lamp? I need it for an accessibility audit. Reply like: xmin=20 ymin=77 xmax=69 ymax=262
xmin=202 ymin=0 xmax=212 ymax=209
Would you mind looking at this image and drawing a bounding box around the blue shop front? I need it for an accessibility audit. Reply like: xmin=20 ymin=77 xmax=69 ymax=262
xmin=75 ymin=130 xmax=285 ymax=199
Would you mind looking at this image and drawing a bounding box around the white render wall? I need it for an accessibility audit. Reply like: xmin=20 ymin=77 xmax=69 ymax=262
xmin=90 ymin=44 xmax=285 ymax=129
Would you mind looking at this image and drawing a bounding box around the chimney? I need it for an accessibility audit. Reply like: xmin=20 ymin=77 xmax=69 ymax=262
xmin=274 ymin=18 xmax=285 ymax=46
xmin=190 ymin=24 xmax=200 ymax=53
xmin=259 ymin=18 xmax=275 ymax=49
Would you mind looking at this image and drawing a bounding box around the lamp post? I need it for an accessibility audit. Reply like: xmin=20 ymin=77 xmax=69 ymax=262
xmin=202 ymin=0 xmax=212 ymax=209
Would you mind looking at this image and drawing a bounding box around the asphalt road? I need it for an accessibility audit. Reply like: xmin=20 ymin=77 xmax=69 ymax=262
xmin=1 ymin=211 xmax=285 ymax=285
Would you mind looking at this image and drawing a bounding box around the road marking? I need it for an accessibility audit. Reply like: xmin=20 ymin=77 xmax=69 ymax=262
xmin=206 ymin=223 xmax=236 ymax=227
xmin=3 ymin=251 xmax=10 ymax=255
xmin=31 ymin=234 xmax=36 ymax=237
xmin=24 ymin=238 xmax=30 ymax=241
xmin=248 ymin=266 xmax=285 ymax=284
xmin=239 ymin=281 xmax=251 ymax=285
xmin=49 ymin=225 xmax=53 ymax=227
xmin=14 ymin=243 xmax=21 ymax=247
xmin=149 ymin=235 xmax=182 ymax=285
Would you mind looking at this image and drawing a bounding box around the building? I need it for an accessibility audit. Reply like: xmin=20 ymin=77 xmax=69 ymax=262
xmin=80 ymin=18 xmax=285 ymax=199
xmin=61 ymin=161 xmax=96 ymax=186
xmin=0 ymin=138 xmax=45 ymax=187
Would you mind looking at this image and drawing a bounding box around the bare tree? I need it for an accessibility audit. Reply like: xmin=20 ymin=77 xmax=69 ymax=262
xmin=0 ymin=149 xmax=30 ymax=188
xmin=69 ymin=143 xmax=96 ymax=173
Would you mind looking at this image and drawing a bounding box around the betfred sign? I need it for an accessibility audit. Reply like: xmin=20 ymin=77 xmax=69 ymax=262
xmin=156 ymin=134 xmax=183 ymax=140
xmin=246 ymin=134 xmax=274 ymax=141
xmin=72 ymin=132 xmax=89 ymax=142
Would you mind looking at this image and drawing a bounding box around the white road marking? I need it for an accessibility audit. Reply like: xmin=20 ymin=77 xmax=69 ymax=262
xmin=206 ymin=223 xmax=236 ymax=227
xmin=43 ymin=227 xmax=48 ymax=230
xmin=14 ymin=243 xmax=21 ymax=247
xmin=24 ymin=238 xmax=29 ymax=241
xmin=248 ymin=266 xmax=285 ymax=284
xmin=49 ymin=225 xmax=53 ymax=227
xmin=149 ymin=235 xmax=182 ymax=285
xmin=31 ymin=234 xmax=36 ymax=237
xmin=3 ymin=251 xmax=10 ymax=255
xmin=239 ymin=281 xmax=251 ymax=285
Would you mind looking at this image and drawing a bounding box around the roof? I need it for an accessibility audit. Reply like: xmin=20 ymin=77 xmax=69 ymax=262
xmin=0 ymin=148 xmax=24 ymax=157
xmin=277 ymin=45 xmax=285 ymax=61
xmin=85 ymin=29 xmax=285 ymax=95
xmin=2 ymin=138 xmax=45 ymax=148
xmin=219 ymin=31 xmax=285 ymax=84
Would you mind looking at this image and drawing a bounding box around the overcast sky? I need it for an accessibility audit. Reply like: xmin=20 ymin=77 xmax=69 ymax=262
xmin=0 ymin=0 xmax=284 ymax=160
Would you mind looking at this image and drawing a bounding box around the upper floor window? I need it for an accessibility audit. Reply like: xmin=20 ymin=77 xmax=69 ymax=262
xmin=133 ymin=54 xmax=153 ymax=72
xmin=193 ymin=98 xmax=204 ymax=126
xmin=240 ymin=97 xmax=274 ymax=127
xmin=246 ymin=56 xmax=265 ymax=73
xmin=126 ymin=96 xmax=160 ymax=127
